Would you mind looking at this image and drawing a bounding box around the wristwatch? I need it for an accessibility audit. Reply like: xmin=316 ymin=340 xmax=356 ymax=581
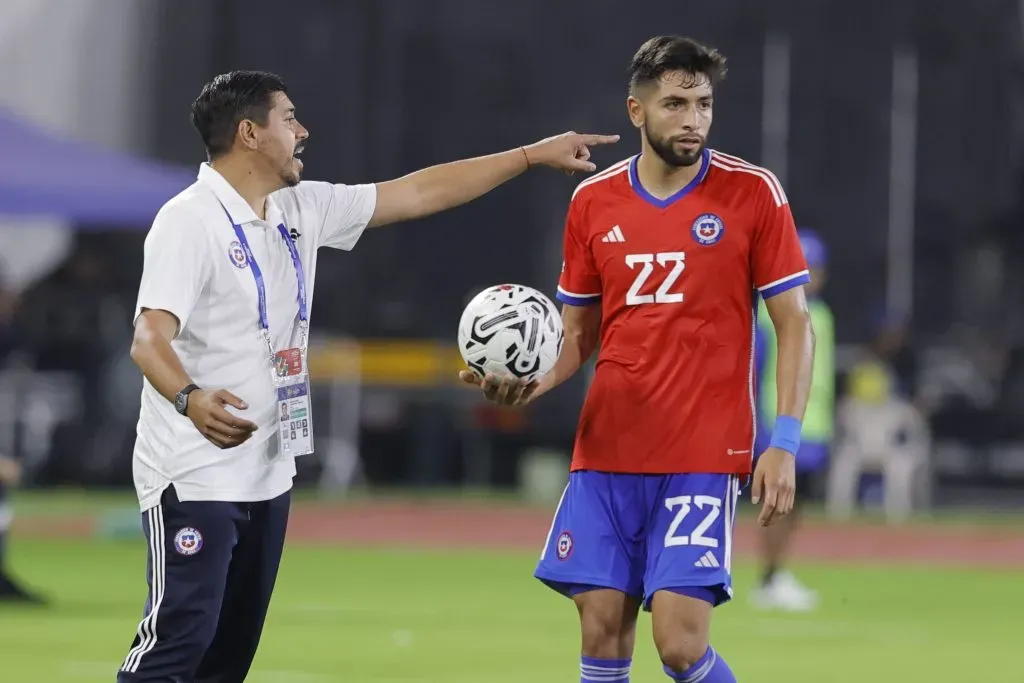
xmin=174 ymin=383 xmax=200 ymax=416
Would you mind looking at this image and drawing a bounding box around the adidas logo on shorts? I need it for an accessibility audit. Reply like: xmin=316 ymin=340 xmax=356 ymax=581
xmin=694 ymin=550 xmax=720 ymax=568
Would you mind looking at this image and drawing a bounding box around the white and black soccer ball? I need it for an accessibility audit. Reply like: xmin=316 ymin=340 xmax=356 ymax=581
xmin=458 ymin=284 xmax=564 ymax=384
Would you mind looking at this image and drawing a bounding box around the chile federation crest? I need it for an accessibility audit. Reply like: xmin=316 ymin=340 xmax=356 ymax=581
xmin=691 ymin=213 xmax=725 ymax=246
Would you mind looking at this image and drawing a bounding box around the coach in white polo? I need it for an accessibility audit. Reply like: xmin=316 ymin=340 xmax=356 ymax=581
xmin=116 ymin=69 xmax=617 ymax=683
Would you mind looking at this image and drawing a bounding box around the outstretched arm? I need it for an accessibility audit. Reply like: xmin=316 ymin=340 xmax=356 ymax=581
xmin=368 ymin=131 xmax=619 ymax=228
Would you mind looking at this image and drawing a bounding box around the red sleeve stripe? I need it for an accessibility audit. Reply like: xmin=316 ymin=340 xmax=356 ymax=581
xmin=709 ymin=152 xmax=788 ymax=207
xmin=570 ymin=157 xmax=633 ymax=199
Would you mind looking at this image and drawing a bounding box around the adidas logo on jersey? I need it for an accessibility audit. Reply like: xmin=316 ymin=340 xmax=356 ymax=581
xmin=694 ymin=551 xmax=720 ymax=569
xmin=601 ymin=225 xmax=626 ymax=243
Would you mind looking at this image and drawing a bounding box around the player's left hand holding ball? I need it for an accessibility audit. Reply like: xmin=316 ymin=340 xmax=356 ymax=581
xmin=458 ymin=371 xmax=547 ymax=407
xmin=750 ymin=447 xmax=796 ymax=527
xmin=522 ymin=131 xmax=620 ymax=174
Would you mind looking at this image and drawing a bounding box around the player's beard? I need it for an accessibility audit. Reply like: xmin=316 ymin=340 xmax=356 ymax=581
xmin=644 ymin=124 xmax=704 ymax=168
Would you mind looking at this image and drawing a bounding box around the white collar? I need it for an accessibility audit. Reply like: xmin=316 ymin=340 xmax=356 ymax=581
xmin=197 ymin=162 xmax=285 ymax=227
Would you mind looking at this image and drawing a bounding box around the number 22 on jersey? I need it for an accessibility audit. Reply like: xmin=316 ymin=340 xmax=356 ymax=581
xmin=625 ymin=251 xmax=686 ymax=306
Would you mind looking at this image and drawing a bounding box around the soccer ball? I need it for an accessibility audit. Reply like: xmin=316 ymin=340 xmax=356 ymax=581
xmin=458 ymin=284 xmax=563 ymax=384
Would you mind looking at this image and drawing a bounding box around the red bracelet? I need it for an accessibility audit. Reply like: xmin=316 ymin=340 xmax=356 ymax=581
xmin=520 ymin=146 xmax=531 ymax=169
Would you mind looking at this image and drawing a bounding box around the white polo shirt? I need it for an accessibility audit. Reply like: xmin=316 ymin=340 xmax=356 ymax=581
xmin=131 ymin=163 xmax=376 ymax=511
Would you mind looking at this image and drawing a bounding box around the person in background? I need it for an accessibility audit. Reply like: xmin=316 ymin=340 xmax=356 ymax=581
xmin=749 ymin=228 xmax=834 ymax=612
xmin=0 ymin=455 xmax=45 ymax=604
xmin=0 ymin=280 xmax=46 ymax=605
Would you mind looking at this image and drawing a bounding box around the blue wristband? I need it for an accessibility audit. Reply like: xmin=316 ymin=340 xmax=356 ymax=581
xmin=768 ymin=415 xmax=802 ymax=456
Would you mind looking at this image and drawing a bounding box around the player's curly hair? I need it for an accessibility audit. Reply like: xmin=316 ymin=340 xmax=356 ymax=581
xmin=190 ymin=70 xmax=288 ymax=159
xmin=628 ymin=36 xmax=728 ymax=94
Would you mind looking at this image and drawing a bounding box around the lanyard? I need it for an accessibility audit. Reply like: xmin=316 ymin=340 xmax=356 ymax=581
xmin=220 ymin=204 xmax=308 ymax=359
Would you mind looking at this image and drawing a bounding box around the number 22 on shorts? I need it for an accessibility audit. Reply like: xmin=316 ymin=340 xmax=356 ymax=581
xmin=663 ymin=495 xmax=722 ymax=547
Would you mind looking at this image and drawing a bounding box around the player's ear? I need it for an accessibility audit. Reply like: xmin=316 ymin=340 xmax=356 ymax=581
xmin=626 ymin=95 xmax=644 ymax=128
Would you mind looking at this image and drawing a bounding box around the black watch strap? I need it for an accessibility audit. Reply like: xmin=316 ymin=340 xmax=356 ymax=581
xmin=174 ymin=383 xmax=200 ymax=416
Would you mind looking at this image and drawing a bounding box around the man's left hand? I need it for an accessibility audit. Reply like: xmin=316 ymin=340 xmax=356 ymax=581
xmin=751 ymin=447 xmax=796 ymax=527
xmin=523 ymin=131 xmax=620 ymax=174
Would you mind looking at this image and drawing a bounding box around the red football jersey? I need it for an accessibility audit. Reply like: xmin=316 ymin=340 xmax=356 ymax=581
xmin=556 ymin=149 xmax=809 ymax=475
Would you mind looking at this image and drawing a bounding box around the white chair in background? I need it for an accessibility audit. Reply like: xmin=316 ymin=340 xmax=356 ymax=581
xmin=826 ymin=362 xmax=932 ymax=523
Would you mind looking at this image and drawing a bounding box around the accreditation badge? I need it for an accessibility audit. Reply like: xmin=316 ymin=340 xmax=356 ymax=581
xmin=273 ymin=347 xmax=313 ymax=456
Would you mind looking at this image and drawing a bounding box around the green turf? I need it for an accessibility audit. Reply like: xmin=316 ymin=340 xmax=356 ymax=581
xmin=3 ymin=536 xmax=1021 ymax=682
xmin=14 ymin=486 xmax=1024 ymax=528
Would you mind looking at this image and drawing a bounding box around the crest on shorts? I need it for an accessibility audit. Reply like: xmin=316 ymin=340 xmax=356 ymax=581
xmin=228 ymin=240 xmax=249 ymax=268
xmin=556 ymin=531 xmax=573 ymax=560
xmin=691 ymin=213 xmax=725 ymax=246
xmin=173 ymin=527 xmax=203 ymax=556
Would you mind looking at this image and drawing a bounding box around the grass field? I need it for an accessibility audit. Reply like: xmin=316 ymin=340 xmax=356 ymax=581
xmin=3 ymin=491 xmax=1023 ymax=682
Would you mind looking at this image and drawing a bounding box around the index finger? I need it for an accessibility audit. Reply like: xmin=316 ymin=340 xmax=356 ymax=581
xmin=750 ymin=468 xmax=764 ymax=504
xmin=216 ymin=390 xmax=249 ymax=410
xmin=213 ymin=405 xmax=258 ymax=431
xmin=577 ymin=133 xmax=621 ymax=145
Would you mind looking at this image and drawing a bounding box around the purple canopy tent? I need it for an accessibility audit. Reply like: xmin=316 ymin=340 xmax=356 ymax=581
xmin=0 ymin=109 xmax=194 ymax=227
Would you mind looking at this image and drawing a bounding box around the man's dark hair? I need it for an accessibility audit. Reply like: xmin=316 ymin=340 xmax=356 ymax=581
xmin=190 ymin=70 xmax=288 ymax=159
xmin=628 ymin=36 xmax=728 ymax=95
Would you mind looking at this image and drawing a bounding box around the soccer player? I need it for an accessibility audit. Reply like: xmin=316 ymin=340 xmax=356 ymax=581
xmin=461 ymin=36 xmax=814 ymax=682
xmin=119 ymin=70 xmax=617 ymax=682
xmin=750 ymin=228 xmax=834 ymax=612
